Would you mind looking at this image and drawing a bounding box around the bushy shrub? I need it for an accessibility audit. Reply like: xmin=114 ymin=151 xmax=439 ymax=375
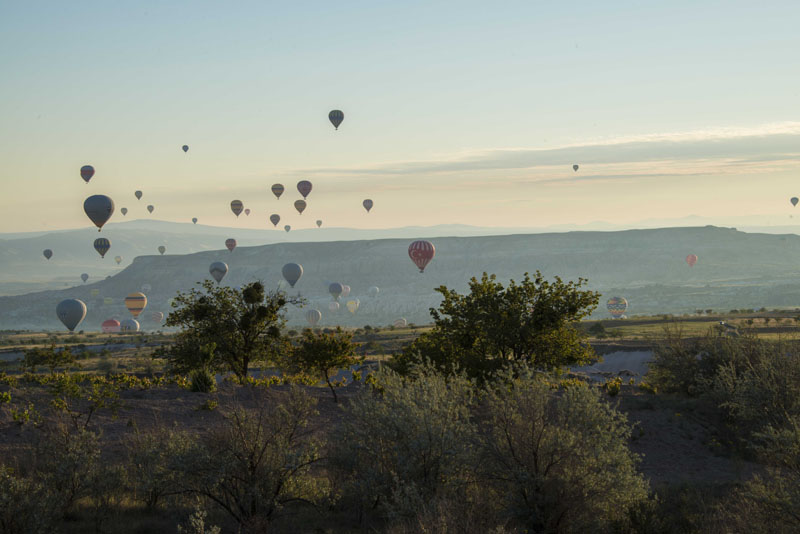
xmin=329 ymin=364 xmax=479 ymax=522
xmin=128 ymin=426 xmax=194 ymax=509
xmin=0 ymin=468 xmax=58 ymax=534
xmin=189 ymin=368 xmax=216 ymax=393
xmin=480 ymin=367 xmax=649 ymax=533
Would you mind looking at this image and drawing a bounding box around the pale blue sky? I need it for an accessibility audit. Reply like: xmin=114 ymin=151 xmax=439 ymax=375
xmin=1 ymin=1 xmax=799 ymax=232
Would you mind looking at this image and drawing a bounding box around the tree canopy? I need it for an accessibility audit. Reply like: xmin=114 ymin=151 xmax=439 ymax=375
xmin=393 ymin=271 xmax=599 ymax=379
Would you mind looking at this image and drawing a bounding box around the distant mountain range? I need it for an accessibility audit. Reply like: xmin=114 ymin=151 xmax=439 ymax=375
xmin=3 ymin=225 xmax=800 ymax=331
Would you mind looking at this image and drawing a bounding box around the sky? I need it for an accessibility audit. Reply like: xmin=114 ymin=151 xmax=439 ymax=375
xmin=1 ymin=1 xmax=799 ymax=233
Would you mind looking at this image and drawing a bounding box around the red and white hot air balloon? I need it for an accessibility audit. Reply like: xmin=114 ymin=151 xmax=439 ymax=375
xmin=686 ymin=254 xmax=698 ymax=267
xmin=408 ymin=240 xmax=435 ymax=273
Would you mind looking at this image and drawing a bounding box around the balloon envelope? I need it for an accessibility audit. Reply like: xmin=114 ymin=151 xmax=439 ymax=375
xmin=135 ymin=190 xmax=142 ymax=200
xmin=316 ymin=220 xmax=322 ymax=228
xmin=43 ymin=249 xmax=53 ymax=260
xmin=192 ymin=217 xmax=198 ymax=224
xmin=340 ymin=285 xmax=351 ymax=298
xmin=84 ymin=195 xmax=115 ymax=231
xmin=120 ymin=319 xmax=140 ymax=332
xmin=607 ymin=297 xmax=628 ymax=319
xmin=686 ymin=254 xmax=698 ymax=267
xmin=409 ymin=240 xmax=436 ymax=273
xmin=573 ymin=164 xmax=579 ymax=172
xmin=150 ymin=311 xmax=164 ymax=323
xmin=125 ymin=292 xmax=147 ymax=317
xmin=270 ymin=214 xmax=280 ymax=227
xmin=158 ymin=245 xmax=166 ymax=255
xmin=282 ymin=263 xmax=303 ymax=288
xmin=94 ymin=237 xmax=111 ymax=258
xmin=306 ymin=309 xmax=322 ymax=326
xmin=328 ymin=109 xmax=344 ymax=130
xmin=225 ymin=238 xmax=237 ymax=252
xmin=329 ymin=282 xmax=343 ymax=300
xmin=393 ymin=318 xmax=408 ymax=329
xmin=231 ymin=200 xmax=244 ymax=217
xmin=80 ymin=165 xmax=95 ymax=183
xmin=328 ymin=301 xmax=340 ymax=312
xmin=363 ymin=199 xmax=373 ymax=212
xmin=121 ymin=207 xmax=128 ymax=216
xmin=147 ymin=205 xmax=154 ymax=214
xmin=114 ymin=256 xmax=122 ymax=265
xmin=209 ymin=261 xmax=228 ymax=283
xmin=271 ymin=184 xmax=284 ymax=199
xmin=101 ymin=319 xmax=120 ymax=333
xmin=284 ymin=225 xmax=291 ymax=233
xmin=297 ymin=180 xmax=312 ymax=199
xmin=368 ymin=286 xmax=379 ymax=297
xmin=792 ymin=197 xmax=799 ymax=207
xmin=56 ymin=299 xmax=87 ymax=331
xmin=182 ymin=145 xmax=189 ymax=153
xmin=294 ymin=200 xmax=307 ymax=214
xmin=81 ymin=273 xmax=89 ymax=283
xmin=346 ymin=299 xmax=359 ymax=314
xmin=244 ymin=208 xmax=251 ymax=216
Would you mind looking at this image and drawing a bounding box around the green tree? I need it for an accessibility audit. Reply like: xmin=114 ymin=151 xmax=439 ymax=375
xmin=393 ymin=272 xmax=599 ymax=380
xmin=23 ymin=344 xmax=75 ymax=374
xmin=291 ymin=328 xmax=362 ymax=402
xmin=163 ymin=280 xmax=300 ymax=380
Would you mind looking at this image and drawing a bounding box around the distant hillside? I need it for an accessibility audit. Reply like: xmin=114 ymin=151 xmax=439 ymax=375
xmin=3 ymin=226 xmax=800 ymax=331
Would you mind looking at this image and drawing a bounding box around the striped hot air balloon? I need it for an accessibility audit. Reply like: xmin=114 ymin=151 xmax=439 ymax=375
xmin=271 ymin=184 xmax=284 ymax=199
xmin=94 ymin=237 xmax=111 ymax=258
xmin=408 ymin=240 xmax=435 ymax=273
xmin=606 ymin=297 xmax=628 ymax=319
xmin=125 ymin=292 xmax=147 ymax=318
xmin=297 ymin=180 xmax=312 ymax=199
xmin=230 ymin=200 xmax=244 ymax=217
xmin=328 ymin=110 xmax=344 ymax=130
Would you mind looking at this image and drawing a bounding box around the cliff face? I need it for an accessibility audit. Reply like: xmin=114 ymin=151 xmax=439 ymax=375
xmin=3 ymin=226 xmax=800 ymax=331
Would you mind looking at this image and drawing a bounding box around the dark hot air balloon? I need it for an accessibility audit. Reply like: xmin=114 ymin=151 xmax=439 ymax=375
xmin=282 ymin=263 xmax=303 ymax=288
xmin=270 ymin=214 xmax=280 ymax=226
xmin=231 ymin=200 xmax=244 ymax=217
xmin=94 ymin=237 xmax=111 ymax=258
xmin=56 ymin=299 xmax=87 ymax=331
xmin=297 ymin=180 xmax=312 ymax=199
xmin=43 ymin=249 xmax=53 ymax=260
xmin=182 ymin=145 xmax=189 ymax=153
xmin=84 ymin=195 xmax=115 ymax=231
xmin=209 ymin=261 xmax=228 ymax=283
xmin=158 ymin=245 xmax=166 ymax=255
xmin=121 ymin=207 xmax=128 ymax=216
xmin=225 ymin=238 xmax=237 ymax=252
xmin=81 ymin=273 xmax=89 ymax=283
xmin=135 ymin=190 xmax=143 ymax=200
xmin=294 ymin=200 xmax=306 ymax=214
xmin=363 ymin=199 xmax=373 ymax=212
xmin=80 ymin=165 xmax=95 ymax=184
xmin=271 ymin=184 xmax=284 ymax=199
xmin=328 ymin=110 xmax=344 ymax=130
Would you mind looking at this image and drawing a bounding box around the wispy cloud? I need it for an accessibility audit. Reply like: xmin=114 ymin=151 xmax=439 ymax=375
xmin=297 ymin=122 xmax=800 ymax=181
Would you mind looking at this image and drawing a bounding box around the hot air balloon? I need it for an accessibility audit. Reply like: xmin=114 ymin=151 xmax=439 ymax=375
xmin=573 ymin=164 xmax=579 ymax=172
xmin=244 ymin=208 xmax=251 ymax=216
xmin=329 ymin=110 xmax=344 ymax=130
xmin=328 ymin=301 xmax=340 ymax=312
xmin=408 ymin=240 xmax=435 ymax=273
xmin=346 ymin=299 xmax=359 ymax=314
xmin=43 ymin=249 xmax=53 ymax=260
xmin=101 ymin=319 xmax=120 ymax=333
xmin=368 ymin=286 xmax=379 ymax=297
xmin=135 ymin=190 xmax=143 ymax=200
xmin=150 ymin=311 xmax=164 ymax=323
xmin=606 ymin=297 xmax=628 ymax=319
xmin=141 ymin=284 xmax=152 ymax=293
xmin=84 ymin=195 xmax=115 ymax=231
xmin=340 ymin=285 xmax=351 ymax=298
xmin=147 ymin=205 xmax=154 ymax=214
xmin=294 ymin=200 xmax=306 ymax=214
xmin=271 ymin=184 xmax=284 ymax=199
xmin=329 ymin=282 xmax=344 ymax=300
xmin=231 ymin=200 xmax=244 ymax=217
xmin=80 ymin=165 xmax=95 ymax=184
xmin=225 ymin=238 xmax=236 ymax=252
xmin=121 ymin=207 xmax=128 ymax=216
xmin=158 ymin=245 xmax=166 ymax=255
xmin=297 ymin=180 xmax=312 ymax=199
xmin=284 ymin=225 xmax=291 ymax=233
xmin=792 ymin=197 xmax=798 ymax=207
xmin=393 ymin=318 xmax=408 ymax=329
xmin=316 ymin=220 xmax=322 ymax=228
xmin=686 ymin=254 xmax=698 ymax=267
xmin=94 ymin=237 xmax=111 ymax=258
xmin=125 ymin=292 xmax=147 ymax=317
xmin=103 ymin=297 xmax=113 ymax=305
xmin=209 ymin=261 xmax=228 ymax=283
xmin=270 ymin=214 xmax=280 ymax=227
xmin=57 ymin=299 xmax=87 ymax=331
xmin=90 ymin=288 xmax=100 ymax=297
xmin=363 ymin=199 xmax=373 ymax=213
xmin=182 ymin=145 xmax=189 ymax=153
xmin=81 ymin=273 xmax=89 ymax=283
xmin=282 ymin=263 xmax=303 ymax=288
xmin=114 ymin=256 xmax=122 ymax=265
xmin=306 ymin=309 xmax=322 ymax=326
xmin=120 ymin=319 xmax=140 ymax=332
xmin=192 ymin=217 xmax=198 ymax=224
